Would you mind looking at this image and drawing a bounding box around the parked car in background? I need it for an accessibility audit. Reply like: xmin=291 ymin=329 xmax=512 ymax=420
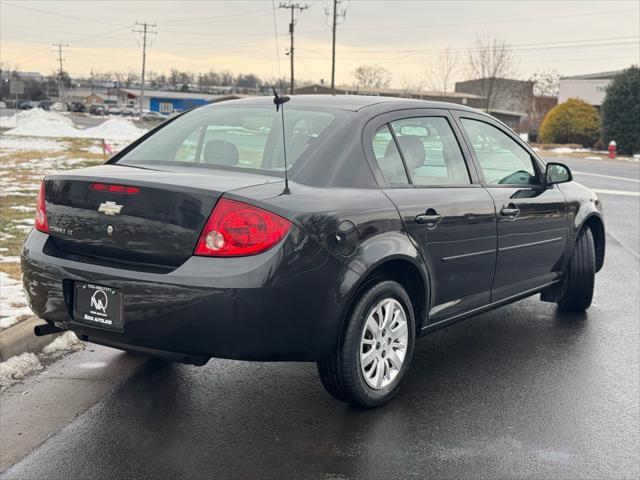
xmin=18 ymin=101 xmax=37 ymax=109
xmin=121 ymin=106 xmax=136 ymax=116
xmin=141 ymin=111 xmax=166 ymax=122
xmin=0 ymin=101 xmax=6 ymax=109
xmin=89 ymin=104 xmax=107 ymax=116
xmin=23 ymin=96 xmax=605 ymax=408
xmin=107 ymin=105 xmax=122 ymax=115
xmin=50 ymin=102 xmax=67 ymax=112
xmin=38 ymin=100 xmax=53 ymax=111
xmin=68 ymin=102 xmax=87 ymax=113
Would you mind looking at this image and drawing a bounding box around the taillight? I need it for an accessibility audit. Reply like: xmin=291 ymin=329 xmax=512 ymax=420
xmin=35 ymin=180 xmax=49 ymax=233
xmin=194 ymin=198 xmax=292 ymax=257
xmin=89 ymin=183 xmax=139 ymax=194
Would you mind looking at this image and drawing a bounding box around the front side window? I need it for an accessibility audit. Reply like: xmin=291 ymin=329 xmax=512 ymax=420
xmin=390 ymin=117 xmax=470 ymax=186
xmin=460 ymin=118 xmax=539 ymax=185
xmin=118 ymin=106 xmax=340 ymax=174
xmin=372 ymin=125 xmax=409 ymax=186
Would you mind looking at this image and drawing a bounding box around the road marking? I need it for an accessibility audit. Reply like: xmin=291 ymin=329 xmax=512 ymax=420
xmin=592 ymin=188 xmax=640 ymax=197
xmin=573 ymin=171 xmax=640 ymax=183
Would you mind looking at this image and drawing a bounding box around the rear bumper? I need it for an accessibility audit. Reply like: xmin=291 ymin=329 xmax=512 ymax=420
xmin=22 ymin=228 xmax=349 ymax=362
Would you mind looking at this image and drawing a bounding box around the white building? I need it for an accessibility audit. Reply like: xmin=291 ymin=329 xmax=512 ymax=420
xmin=558 ymin=70 xmax=622 ymax=107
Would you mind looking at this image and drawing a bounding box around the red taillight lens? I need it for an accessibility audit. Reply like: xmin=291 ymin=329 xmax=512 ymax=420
xmin=89 ymin=183 xmax=139 ymax=194
xmin=194 ymin=198 xmax=292 ymax=257
xmin=35 ymin=180 xmax=49 ymax=233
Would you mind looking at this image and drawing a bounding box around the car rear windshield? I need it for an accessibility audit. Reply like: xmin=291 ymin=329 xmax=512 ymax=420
xmin=116 ymin=104 xmax=347 ymax=175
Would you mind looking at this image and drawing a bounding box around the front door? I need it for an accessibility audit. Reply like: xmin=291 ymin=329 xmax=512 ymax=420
xmin=368 ymin=112 xmax=497 ymax=322
xmin=455 ymin=114 xmax=568 ymax=301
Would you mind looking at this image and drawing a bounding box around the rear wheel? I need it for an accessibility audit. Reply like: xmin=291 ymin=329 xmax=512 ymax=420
xmin=557 ymin=228 xmax=596 ymax=311
xmin=317 ymin=280 xmax=415 ymax=408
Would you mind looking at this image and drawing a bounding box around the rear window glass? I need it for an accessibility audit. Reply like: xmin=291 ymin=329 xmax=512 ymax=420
xmin=117 ymin=105 xmax=341 ymax=174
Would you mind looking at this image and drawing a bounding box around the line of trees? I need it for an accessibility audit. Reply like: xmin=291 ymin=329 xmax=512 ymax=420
xmin=3 ymin=34 xmax=560 ymax=103
xmin=349 ymin=33 xmax=559 ymax=108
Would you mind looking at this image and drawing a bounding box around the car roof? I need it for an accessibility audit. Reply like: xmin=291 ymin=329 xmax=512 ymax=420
xmin=205 ymin=94 xmax=481 ymax=114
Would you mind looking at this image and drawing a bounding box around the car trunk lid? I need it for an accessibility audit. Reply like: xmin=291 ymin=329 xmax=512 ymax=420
xmin=44 ymin=164 xmax=282 ymax=269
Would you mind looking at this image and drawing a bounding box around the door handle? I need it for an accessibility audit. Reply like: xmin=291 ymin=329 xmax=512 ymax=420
xmin=500 ymin=204 xmax=520 ymax=219
xmin=416 ymin=209 xmax=442 ymax=227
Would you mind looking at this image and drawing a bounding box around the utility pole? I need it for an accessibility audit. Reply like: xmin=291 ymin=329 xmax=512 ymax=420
xmin=52 ymin=43 xmax=69 ymax=103
xmin=278 ymin=2 xmax=308 ymax=95
xmin=133 ymin=21 xmax=157 ymax=115
xmin=326 ymin=0 xmax=346 ymax=95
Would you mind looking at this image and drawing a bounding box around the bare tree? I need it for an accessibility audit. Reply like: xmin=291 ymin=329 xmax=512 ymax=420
xmin=530 ymin=69 xmax=560 ymax=97
xmin=466 ymin=33 xmax=518 ymax=111
xmin=111 ymin=70 xmax=140 ymax=88
xmin=427 ymin=46 xmax=459 ymax=95
xmin=352 ymin=65 xmax=392 ymax=89
xmin=399 ymin=76 xmax=425 ymax=95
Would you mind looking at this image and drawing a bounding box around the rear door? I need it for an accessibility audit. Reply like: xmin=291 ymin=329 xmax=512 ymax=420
xmin=453 ymin=112 xmax=568 ymax=301
xmin=365 ymin=109 xmax=497 ymax=323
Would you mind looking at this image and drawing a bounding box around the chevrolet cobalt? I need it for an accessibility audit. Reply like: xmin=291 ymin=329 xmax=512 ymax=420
xmin=22 ymin=96 xmax=604 ymax=407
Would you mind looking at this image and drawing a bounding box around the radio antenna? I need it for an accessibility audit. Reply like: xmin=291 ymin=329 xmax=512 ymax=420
xmin=273 ymin=86 xmax=291 ymax=195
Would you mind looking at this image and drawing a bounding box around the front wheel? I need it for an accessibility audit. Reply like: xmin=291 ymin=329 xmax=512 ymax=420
xmin=317 ymin=280 xmax=415 ymax=408
xmin=557 ymin=227 xmax=596 ymax=311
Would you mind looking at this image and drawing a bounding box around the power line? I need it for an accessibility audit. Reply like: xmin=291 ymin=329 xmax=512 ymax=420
xmin=132 ymin=22 xmax=157 ymax=115
xmin=312 ymin=8 xmax=639 ymax=33
xmin=51 ymin=42 xmax=69 ymax=102
xmin=3 ymin=1 xmax=129 ymax=28
xmin=326 ymin=0 xmax=347 ymax=94
xmin=279 ymin=2 xmax=309 ymax=94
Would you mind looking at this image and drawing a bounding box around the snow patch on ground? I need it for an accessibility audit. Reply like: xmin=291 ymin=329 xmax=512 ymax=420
xmin=9 ymin=205 xmax=35 ymax=212
xmin=84 ymin=144 xmax=104 ymax=154
xmin=0 ymin=272 xmax=32 ymax=329
xmin=3 ymin=109 xmax=147 ymax=141
xmin=0 ymin=109 xmax=74 ymax=130
xmin=550 ymin=147 xmax=590 ymax=154
xmin=2 ymin=109 xmax=79 ymax=138
xmin=83 ymin=118 xmax=147 ymax=141
xmin=0 ymin=255 xmax=22 ymax=263
xmin=0 ymin=353 xmax=42 ymax=387
xmin=1 ymin=155 xmax=92 ymax=174
xmin=42 ymin=331 xmax=83 ymax=357
xmin=584 ymin=156 xmax=603 ymax=160
xmin=0 ymin=136 xmax=68 ymax=153
xmin=0 ymin=332 xmax=83 ymax=389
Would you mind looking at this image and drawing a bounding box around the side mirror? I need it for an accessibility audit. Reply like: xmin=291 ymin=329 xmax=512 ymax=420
xmin=545 ymin=162 xmax=572 ymax=185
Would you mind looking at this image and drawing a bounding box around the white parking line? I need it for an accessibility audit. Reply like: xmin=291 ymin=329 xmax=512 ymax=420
xmin=592 ymin=189 xmax=640 ymax=197
xmin=573 ymin=171 xmax=640 ymax=183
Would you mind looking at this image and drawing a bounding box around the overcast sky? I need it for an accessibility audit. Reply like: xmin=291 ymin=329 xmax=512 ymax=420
xmin=1 ymin=0 xmax=638 ymax=87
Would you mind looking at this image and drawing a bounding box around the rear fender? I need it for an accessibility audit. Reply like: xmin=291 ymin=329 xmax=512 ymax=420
xmin=336 ymin=231 xmax=430 ymax=339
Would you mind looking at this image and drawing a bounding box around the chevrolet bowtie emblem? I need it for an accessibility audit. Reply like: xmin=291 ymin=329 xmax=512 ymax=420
xmin=98 ymin=201 xmax=123 ymax=216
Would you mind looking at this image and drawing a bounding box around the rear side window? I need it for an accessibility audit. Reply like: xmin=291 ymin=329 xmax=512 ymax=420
xmin=460 ymin=118 xmax=539 ymax=185
xmin=372 ymin=125 xmax=409 ymax=186
xmin=118 ymin=106 xmax=339 ymax=173
xmin=390 ymin=117 xmax=470 ymax=186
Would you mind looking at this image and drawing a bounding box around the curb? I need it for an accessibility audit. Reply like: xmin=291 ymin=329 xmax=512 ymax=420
xmin=0 ymin=317 xmax=61 ymax=362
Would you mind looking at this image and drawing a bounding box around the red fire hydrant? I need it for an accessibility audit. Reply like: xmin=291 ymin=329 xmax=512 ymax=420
xmin=608 ymin=140 xmax=617 ymax=159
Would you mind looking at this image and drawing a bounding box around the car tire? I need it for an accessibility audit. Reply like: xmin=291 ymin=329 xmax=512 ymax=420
xmin=557 ymin=227 xmax=596 ymax=312
xmin=317 ymin=280 xmax=415 ymax=408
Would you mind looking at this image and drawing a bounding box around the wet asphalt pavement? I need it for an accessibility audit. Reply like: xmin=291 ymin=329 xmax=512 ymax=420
xmin=2 ymin=156 xmax=639 ymax=479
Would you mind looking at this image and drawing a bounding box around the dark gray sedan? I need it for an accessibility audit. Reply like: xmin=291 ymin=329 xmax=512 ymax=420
xmin=22 ymin=95 xmax=604 ymax=407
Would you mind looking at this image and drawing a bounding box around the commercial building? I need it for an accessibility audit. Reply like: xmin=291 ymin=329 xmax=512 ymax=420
xmin=116 ymin=89 xmax=243 ymax=113
xmin=558 ymin=70 xmax=622 ymax=107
